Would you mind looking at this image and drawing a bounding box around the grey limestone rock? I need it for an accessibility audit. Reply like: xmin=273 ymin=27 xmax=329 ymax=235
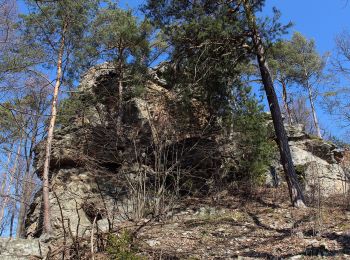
xmin=0 ymin=238 xmax=48 ymax=260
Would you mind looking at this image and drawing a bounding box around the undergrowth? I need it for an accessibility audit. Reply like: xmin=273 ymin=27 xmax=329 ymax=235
xmin=107 ymin=230 xmax=144 ymax=260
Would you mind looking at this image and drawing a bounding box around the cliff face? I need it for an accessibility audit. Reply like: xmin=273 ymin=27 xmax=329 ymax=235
xmin=24 ymin=63 xmax=349 ymax=241
xmin=25 ymin=63 xmax=224 ymax=239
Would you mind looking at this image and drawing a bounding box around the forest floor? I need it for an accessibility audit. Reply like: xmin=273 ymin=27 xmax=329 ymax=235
xmin=95 ymin=186 xmax=350 ymax=260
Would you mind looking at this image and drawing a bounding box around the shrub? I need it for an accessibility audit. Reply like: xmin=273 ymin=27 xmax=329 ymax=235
xmin=231 ymin=86 xmax=276 ymax=185
xmin=107 ymin=230 xmax=144 ymax=260
xmin=57 ymin=92 xmax=95 ymax=127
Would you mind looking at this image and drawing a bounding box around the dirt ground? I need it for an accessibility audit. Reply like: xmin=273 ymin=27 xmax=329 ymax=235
xmin=124 ymin=186 xmax=350 ymax=259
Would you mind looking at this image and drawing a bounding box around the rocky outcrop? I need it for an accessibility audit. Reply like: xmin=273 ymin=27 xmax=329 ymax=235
xmin=23 ymin=63 xmax=349 ymax=245
xmin=25 ymin=63 xmax=220 ymax=240
xmin=268 ymin=123 xmax=349 ymax=198
xmin=0 ymin=238 xmax=47 ymax=260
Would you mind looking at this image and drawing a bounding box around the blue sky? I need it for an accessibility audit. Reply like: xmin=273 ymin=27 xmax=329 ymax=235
xmin=118 ymin=0 xmax=350 ymax=53
xmin=265 ymin=0 xmax=350 ymax=52
xmin=263 ymin=0 xmax=350 ymax=139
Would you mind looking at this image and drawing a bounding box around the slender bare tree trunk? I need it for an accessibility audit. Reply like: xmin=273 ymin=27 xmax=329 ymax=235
xmin=0 ymin=146 xmax=13 ymax=200
xmin=10 ymin=166 xmax=20 ymax=238
xmin=243 ymin=0 xmax=306 ymax=207
xmin=16 ymin=167 xmax=32 ymax=237
xmin=116 ymin=78 xmax=123 ymax=134
xmin=0 ymin=150 xmax=11 ymax=231
xmin=9 ymin=205 xmax=15 ymax=238
xmin=306 ymin=84 xmax=322 ymax=138
xmin=42 ymin=23 xmax=67 ymax=234
xmin=116 ymin=49 xmax=124 ymax=135
xmin=16 ymin=119 xmax=39 ymax=238
xmin=280 ymin=79 xmax=293 ymax=125
xmin=18 ymin=114 xmax=41 ymax=236
xmin=0 ymin=141 xmax=22 ymax=224
xmin=90 ymin=215 xmax=97 ymax=260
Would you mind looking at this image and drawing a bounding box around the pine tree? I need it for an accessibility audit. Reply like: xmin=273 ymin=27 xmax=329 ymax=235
xmin=78 ymin=4 xmax=152 ymax=133
xmin=144 ymin=0 xmax=306 ymax=207
xmin=269 ymin=41 xmax=295 ymax=124
xmin=143 ymin=0 xmax=249 ymax=119
xmin=288 ymin=32 xmax=326 ymax=138
xmin=20 ymin=0 xmax=99 ymax=234
xmin=269 ymin=33 xmax=327 ymax=137
xmin=243 ymin=0 xmax=306 ymax=207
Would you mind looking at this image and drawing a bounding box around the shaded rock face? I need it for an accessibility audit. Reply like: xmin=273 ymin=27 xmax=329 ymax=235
xmin=25 ymin=168 xmax=130 ymax=238
xmin=0 ymin=238 xmax=47 ymax=260
xmin=342 ymin=150 xmax=350 ymax=173
xmin=25 ymin=63 xmax=222 ymax=239
xmin=267 ymin=123 xmax=349 ymax=198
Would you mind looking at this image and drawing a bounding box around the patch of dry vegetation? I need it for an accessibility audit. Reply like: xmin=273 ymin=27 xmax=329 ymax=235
xmin=135 ymin=188 xmax=349 ymax=259
xmin=58 ymin=186 xmax=350 ymax=259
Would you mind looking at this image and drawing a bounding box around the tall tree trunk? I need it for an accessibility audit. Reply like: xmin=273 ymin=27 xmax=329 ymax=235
xmin=0 ymin=146 xmax=13 ymax=201
xmin=42 ymin=23 xmax=67 ymax=234
xmin=17 ymin=119 xmax=39 ymax=238
xmin=16 ymin=166 xmax=32 ymax=238
xmin=0 ymin=148 xmax=12 ymax=230
xmin=0 ymin=141 xmax=22 ymax=225
xmin=243 ymin=0 xmax=306 ymax=207
xmin=116 ymin=78 xmax=123 ymax=134
xmin=116 ymin=48 xmax=125 ymax=135
xmin=10 ymin=167 xmax=20 ymax=238
xmin=306 ymin=84 xmax=322 ymax=138
xmin=280 ymin=79 xmax=293 ymax=125
xmin=9 ymin=205 xmax=15 ymax=238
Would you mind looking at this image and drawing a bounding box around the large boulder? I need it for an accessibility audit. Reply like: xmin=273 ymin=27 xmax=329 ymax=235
xmin=268 ymin=122 xmax=349 ymax=197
